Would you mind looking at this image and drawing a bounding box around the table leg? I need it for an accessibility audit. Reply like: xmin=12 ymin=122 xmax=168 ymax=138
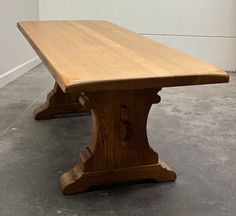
xmin=60 ymin=88 xmax=176 ymax=195
xmin=34 ymin=82 xmax=89 ymax=120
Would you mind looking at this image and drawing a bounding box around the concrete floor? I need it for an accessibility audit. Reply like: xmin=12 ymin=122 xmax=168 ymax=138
xmin=0 ymin=64 xmax=235 ymax=216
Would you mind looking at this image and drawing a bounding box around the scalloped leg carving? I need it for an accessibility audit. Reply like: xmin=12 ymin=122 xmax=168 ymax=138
xmin=34 ymin=82 xmax=89 ymax=120
xmin=60 ymin=88 xmax=176 ymax=195
xmin=60 ymin=162 xmax=176 ymax=195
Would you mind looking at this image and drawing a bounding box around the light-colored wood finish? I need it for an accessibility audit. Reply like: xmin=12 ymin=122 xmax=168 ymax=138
xmin=17 ymin=20 xmax=229 ymax=194
xmin=34 ymin=82 xmax=89 ymax=120
xmin=17 ymin=20 xmax=229 ymax=93
xmin=60 ymin=88 xmax=176 ymax=194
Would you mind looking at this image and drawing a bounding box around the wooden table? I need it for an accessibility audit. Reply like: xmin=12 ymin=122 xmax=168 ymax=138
xmin=17 ymin=20 xmax=229 ymax=195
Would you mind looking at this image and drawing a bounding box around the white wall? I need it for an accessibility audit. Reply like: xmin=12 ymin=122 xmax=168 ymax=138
xmin=0 ymin=0 xmax=40 ymax=88
xmin=39 ymin=0 xmax=236 ymax=71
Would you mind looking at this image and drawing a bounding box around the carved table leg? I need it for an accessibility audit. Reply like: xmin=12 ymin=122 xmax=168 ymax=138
xmin=34 ymin=82 xmax=89 ymax=120
xmin=60 ymin=88 xmax=176 ymax=195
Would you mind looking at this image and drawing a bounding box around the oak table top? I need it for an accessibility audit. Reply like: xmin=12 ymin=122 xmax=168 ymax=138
xmin=17 ymin=20 xmax=229 ymax=93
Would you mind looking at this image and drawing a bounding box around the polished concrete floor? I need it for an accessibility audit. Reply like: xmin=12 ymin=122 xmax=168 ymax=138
xmin=0 ymin=64 xmax=235 ymax=216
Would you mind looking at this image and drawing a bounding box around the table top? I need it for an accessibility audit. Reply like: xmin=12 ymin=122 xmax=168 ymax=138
xmin=17 ymin=20 xmax=229 ymax=92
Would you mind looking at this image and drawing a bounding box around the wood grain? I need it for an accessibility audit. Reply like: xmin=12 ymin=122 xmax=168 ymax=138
xmin=60 ymin=88 xmax=176 ymax=194
xmin=17 ymin=20 xmax=229 ymax=93
xmin=17 ymin=20 xmax=229 ymax=194
xmin=34 ymin=82 xmax=89 ymax=120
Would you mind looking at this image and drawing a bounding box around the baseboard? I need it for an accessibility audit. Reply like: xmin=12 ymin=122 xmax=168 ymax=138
xmin=0 ymin=57 xmax=41 ymax=89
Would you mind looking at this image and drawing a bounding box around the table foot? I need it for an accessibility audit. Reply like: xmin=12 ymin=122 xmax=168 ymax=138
xmin=34 ymin=82 xmax=89 ymax=120
xmin=60 ymin=161 xmax=176 ymax=195
xmin=60 ymin=88 xmax=176 ymax=194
